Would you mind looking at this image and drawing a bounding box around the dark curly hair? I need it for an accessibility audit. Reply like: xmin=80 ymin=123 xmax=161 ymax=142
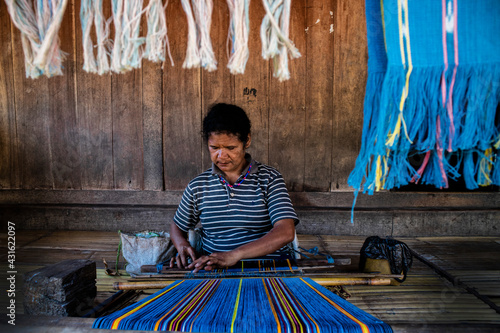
xmin=202 ymin=103 xmax=251 ymax=144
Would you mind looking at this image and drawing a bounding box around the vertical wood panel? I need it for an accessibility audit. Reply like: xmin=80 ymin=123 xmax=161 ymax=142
xmin=268 ymin=0 xmax=307 ymax=191
xmin=48 ymin=0 xmax=82 ymax=189
xmin=0 ymin=2 xmax=16 ymax=188
xmin=11 ymin=22 xmax=52 ymax=188
xmin=304 ymin=0 xmax=335 ymax=191
xmin=200 ymin=0 xmax=234 ymax=169
xmin=142 ymin=2 xmax=164 ymax=191
xmin=233 ymin=0 xmax=269 ymax=165
xmin=163 ymin=0 xmax=202 ymax=190
xmin=112 ymin=70 xmax=144 ymax=189
xmin=75 ymin=0 xmax=113 ymax=190
xmin=331 ymin=0 xmax=367 ymax=190
xmin=0 ymin=0 xmax=371 ymax=193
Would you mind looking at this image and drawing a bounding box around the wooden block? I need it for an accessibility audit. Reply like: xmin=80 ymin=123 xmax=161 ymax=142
xmin=23 ymin=259 xmax=96 ymax=317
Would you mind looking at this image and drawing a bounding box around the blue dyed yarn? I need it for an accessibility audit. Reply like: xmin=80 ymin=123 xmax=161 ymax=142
xmin=93 ymin=278 xmax=393 ymax=332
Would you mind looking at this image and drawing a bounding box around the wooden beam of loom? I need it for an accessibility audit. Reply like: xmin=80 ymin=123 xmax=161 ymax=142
xmin=114 ymin=276 xmax=393 ymax=290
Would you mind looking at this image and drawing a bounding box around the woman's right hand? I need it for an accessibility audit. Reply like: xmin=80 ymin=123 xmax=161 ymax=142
xmin=170 ymin=244 xmax=197 ymax=269
xmin=170 ymin=223 xmax=198 ymax=269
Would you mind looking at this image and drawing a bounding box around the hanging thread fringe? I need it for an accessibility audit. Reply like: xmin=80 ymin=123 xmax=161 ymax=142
xmin=349 ymin=0 xmax=499 ymax=223
xmin=226 ymin=0 xmax=250 ymax=75
xmin=81 ymin=0 xmax=111 ymax=74
xmin=5 ymin=0 xmax=69 ymax=78
xmin=144 ymin=0 xmax=174 ymax=66
xmin=181 ymin=0 xmax=217 ymax=71
xmin=260 ymin=0 xmax=301 ymax=81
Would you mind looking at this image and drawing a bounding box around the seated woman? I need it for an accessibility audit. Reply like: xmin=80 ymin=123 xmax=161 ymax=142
xmin=170 ymin=103 xmax=299 ymax=272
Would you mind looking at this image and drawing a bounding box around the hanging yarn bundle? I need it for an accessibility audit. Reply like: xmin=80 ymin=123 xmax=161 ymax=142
xmin=226 ymin=0 xmax=250 ymax=75
xmin=181 ymin=0 xmax=217 ymax=71
xmin=144 ymin=0 xmax=173 ymax=65
xmin=5 ymin=0 xmax=69 ymax=78
xmin=81 ymin=0 xmax=111 ymax=74
xmin=111 ymin=0 xmax=147 ymax=72
xmin=349 ymin=0 xmax=500 ymax=220
xmin=260 ymin=0 xmax=301 ymax=81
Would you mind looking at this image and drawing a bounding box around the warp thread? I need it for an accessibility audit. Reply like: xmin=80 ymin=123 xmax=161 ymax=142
xmin=5 ymin=0 xmax=69 ymax=78
xmin=93 ymin=277 xmax=393 ymax=332
xmin=260 ymin=0 xmax=301 ymax=81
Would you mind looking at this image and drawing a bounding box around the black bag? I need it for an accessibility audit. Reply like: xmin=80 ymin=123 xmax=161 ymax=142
xmin=359 ymin=236 xmax=413 ymax=283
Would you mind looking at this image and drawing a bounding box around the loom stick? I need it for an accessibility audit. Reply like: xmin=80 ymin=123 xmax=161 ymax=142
xmin=132 ymin=272 xmax=403 ymax=281
xmin=113 ymin=277 xmax=392 ymax=290
xmin=141 ymin=263 xmax=338 ymax=274
xmin=140 ymin=258 xmax=350 ymax=273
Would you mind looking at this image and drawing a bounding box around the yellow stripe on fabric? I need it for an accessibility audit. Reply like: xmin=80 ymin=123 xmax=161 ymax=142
xmin=169 ymin=280 xmax=217 ymax=332
xmin=375 ymin=156 xmax=382 ymax=191
xmin=287 ymin=259 xmax=294 ymax=273
xmin=230 ymin=279 xmax=243 ymax=333
xmin=300 ymin=278 xmax=370 ymax=333
xmin=494 ymin=135 xmax=500 ymax=149
xmin=269 ymin=278 xmax=302 ymax=333
xmin=289 ymin=283 xmax=321 ymax=333
xmin=380 ymin=0 xmax=387 ymax=52
xmin=479 ymin=148 xmax=493 ymax=186
xmin=153 ymin=281 xmax=205 ymax=331
xmin=111 ymin=280 xmax=185 ymax=330
xmin=188 ymin=281 xmax=221 ymax=332
xmin=388 ymin=0 xmax=412 ymax=146
xmin=262 ymin=279 xmax=282 ymax=333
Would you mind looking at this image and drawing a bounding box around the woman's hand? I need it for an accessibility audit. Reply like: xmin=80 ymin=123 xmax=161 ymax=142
xmin=188 ymin=251 xmax=242 ymax=273
xmin=169 ymin=223 xmax=197 ymax=269
xmin=170 ymin=244 xmax=197 ymax=269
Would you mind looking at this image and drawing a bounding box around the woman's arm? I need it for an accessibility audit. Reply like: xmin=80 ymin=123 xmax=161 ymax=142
xmin=188 ymin=218 xmax=296 ymax=272
xmin=169 ymin=223 xmax=197 ymax=268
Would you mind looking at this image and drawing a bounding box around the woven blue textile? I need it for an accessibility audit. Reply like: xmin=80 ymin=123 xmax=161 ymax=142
xmin=93 ymin=277 xmax=393 ymax=332
xmin=349 ymin=0 xmax=500 ymax=199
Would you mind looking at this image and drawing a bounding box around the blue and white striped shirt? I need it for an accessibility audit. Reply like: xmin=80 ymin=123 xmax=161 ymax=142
xmin=174 ymin=156 xmax=299 ymax=254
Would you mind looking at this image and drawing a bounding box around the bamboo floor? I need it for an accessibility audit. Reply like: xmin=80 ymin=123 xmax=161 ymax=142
xmin=1 ymin=230 xmax=499 ymax=332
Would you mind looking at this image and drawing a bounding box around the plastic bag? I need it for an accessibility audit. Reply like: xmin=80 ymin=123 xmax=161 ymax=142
xmin=359 ymin=236 xmax=413 ymax=282
xmin=120 ymin=230 xmax=176 ymax=276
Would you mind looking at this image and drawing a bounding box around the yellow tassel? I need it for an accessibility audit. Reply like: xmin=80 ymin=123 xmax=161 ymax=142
xmin=479 ymin=148 xmax=493 ymax=186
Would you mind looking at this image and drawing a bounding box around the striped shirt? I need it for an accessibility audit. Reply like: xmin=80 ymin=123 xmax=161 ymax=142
xmin=174 ymin=155 xmax=299 ymax=254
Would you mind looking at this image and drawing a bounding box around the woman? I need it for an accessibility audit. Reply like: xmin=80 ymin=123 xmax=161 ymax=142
xmin=170 ymin=103 xmax=299 ymax=272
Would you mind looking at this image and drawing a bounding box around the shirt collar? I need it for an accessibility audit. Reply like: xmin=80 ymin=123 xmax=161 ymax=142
xmin=211 ymin=153 xmax=258 ymax=176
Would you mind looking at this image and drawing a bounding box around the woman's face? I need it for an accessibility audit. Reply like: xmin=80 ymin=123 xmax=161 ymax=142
xmin=208 ymin=132 xmax=251 ymax=176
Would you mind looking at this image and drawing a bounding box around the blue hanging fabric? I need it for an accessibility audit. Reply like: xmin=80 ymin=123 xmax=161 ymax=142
xmin=349 ymin=0 xmax=500 ymax=218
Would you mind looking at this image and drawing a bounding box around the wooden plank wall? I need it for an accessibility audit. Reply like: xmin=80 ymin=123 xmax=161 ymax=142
xmin=0 ymin=0 xmax=368 ymax=192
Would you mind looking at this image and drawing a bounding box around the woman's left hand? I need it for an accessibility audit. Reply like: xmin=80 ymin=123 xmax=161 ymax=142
xmin=188 ymin=251 xmax=241 ymax=273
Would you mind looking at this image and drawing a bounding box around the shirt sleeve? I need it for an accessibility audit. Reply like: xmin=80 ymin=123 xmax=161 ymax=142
xmin=173 ymin=183 xmax=199 ymax=232
xmin=266 ymin=171 xmax=299 ymax=226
